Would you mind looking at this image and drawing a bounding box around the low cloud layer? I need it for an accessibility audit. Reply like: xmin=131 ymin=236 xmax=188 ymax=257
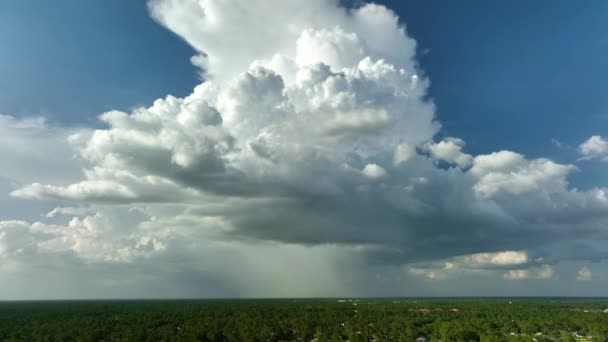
xmin=1 ymin=0 xmax=607 ymax=298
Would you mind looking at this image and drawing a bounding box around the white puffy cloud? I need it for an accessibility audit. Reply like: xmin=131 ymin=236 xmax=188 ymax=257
xmin=362 ymin=163 xmax=387 ymax=179
xmin=296 ymin=27 xmax=365 ymax=70
xmin=469 ymin=150 xmax=525 ymax=176
xmin=504 ymin=269 xmax=529 ymax=280
xmin=579 ymin=135 xmax=608 ymax=161
xmin=577 ymin=266 xmax=592 ymax=281
xmin=407 ymin=251 xmax=558 ymax=282
xmin=424 ymin=137 xmax=472 ymax=168
xmin=468 ymin=251 xmax=528 ymax=266
xmin=503 ymin=265 xmax=556 ymax=280
xmin=536 ymin=265 xmax=556 ymax=280
xmin=470 ymin=151 xmax=576 ymax=198
xmin=0 ymin=208 xmax=167 ymax=265
xmin=393 ymin=143 xmax=415 ymax=166
xmin=503 ymin=265 xmax=555 ymax=280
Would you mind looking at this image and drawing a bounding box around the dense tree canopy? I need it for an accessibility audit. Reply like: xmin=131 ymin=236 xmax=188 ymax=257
xmin=0 ymin=299 xmax=606 ymax=341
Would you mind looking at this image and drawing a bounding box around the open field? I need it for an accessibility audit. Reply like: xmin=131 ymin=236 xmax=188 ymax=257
xmin=1 ymin=298 xmax=607 ymax=341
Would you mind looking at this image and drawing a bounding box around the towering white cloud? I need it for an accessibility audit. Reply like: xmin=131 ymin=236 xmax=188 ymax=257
xmin=147 ymin=0 xmax=418 ymax=84
xmin=13 ymin=0 xmax=439 ymax=206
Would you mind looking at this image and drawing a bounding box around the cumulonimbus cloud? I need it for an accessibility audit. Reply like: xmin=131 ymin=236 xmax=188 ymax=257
xmin=1 ymin=0 xmax=607 ymax=296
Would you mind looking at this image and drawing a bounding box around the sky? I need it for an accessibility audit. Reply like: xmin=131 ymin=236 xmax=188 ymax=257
xmin=0 ymin=0 xmax=608 ymax=299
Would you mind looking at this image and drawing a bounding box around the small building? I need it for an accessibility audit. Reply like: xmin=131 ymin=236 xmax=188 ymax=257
xmin=416 ymin=337 xmax=427 ymax=342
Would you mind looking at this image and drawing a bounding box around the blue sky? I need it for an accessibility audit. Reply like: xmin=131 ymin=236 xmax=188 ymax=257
xmin=1 ymin=0 xmax=608 ymax=298
xmin=0 ymin=0 xmax=197 ymax=125
xmin=396 ymin=1 xmax=608 ymax=153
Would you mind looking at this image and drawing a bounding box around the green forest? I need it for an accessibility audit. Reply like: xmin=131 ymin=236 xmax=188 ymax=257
xmin=1 ymin=298 xmax=608 ymax=341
